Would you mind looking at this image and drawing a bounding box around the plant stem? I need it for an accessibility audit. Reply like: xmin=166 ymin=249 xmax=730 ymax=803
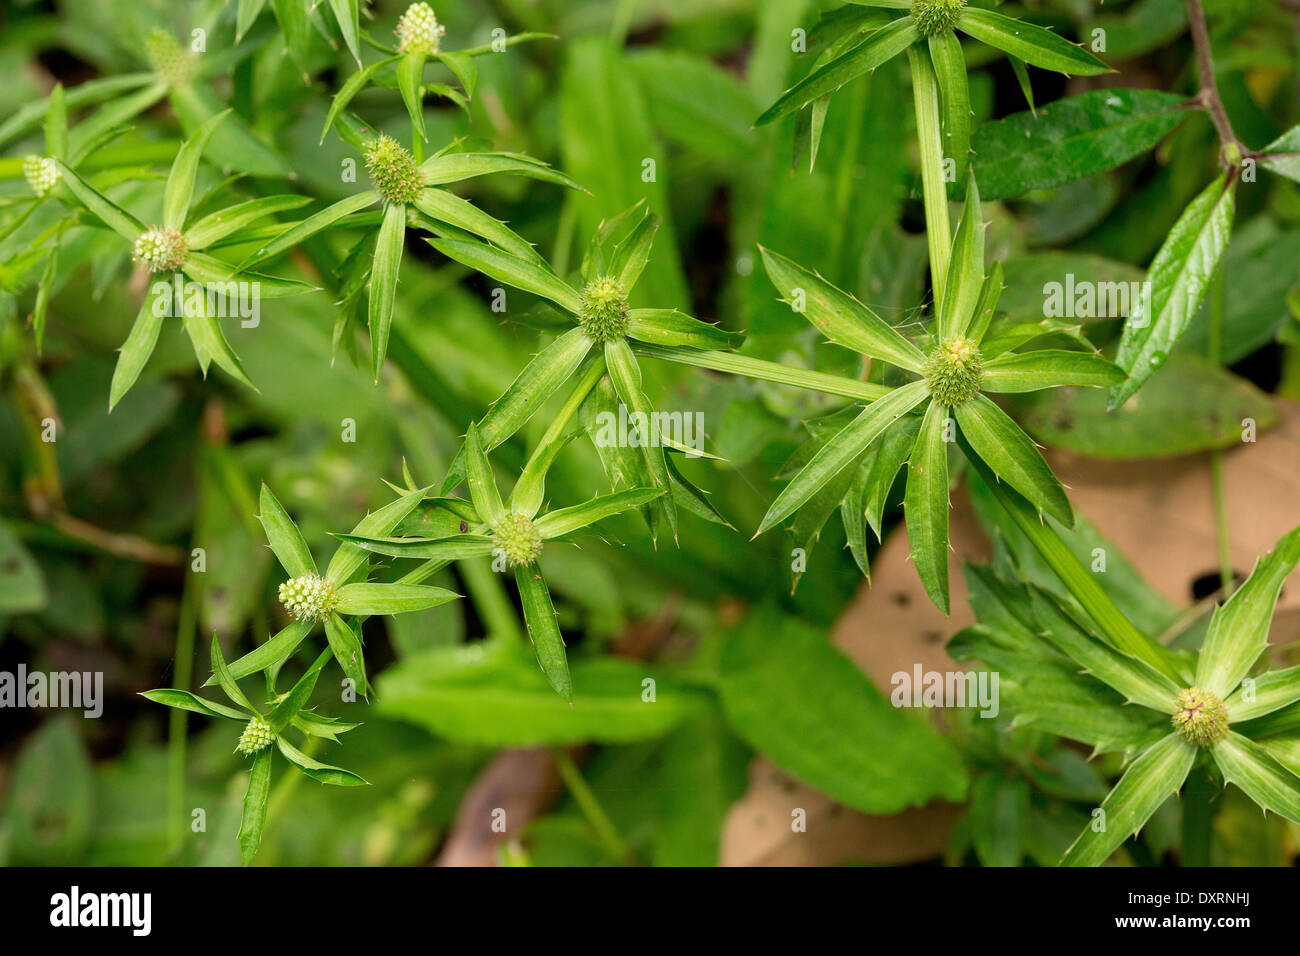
xmin=550 ymin=746 xmax=638 ymax=865
xmin=631 ymin=342 xmax=892 ymax=401
xmin=1207 ymin=269 xmax=1234 ymax=596
xmin=1181 ymin=765 xmax=1215 ymax=866
xmin=908 ymin=47 xmax=951 ymax=306
xmin=460 ymin=556 xmax=522 ymax=643
xmin=1186 ymin=0 xmax=1240 ymax=156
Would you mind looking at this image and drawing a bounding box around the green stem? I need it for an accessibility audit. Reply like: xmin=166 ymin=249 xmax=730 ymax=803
xmin=908 ymin=47 xmax=951 ymax=306
xmin=460 ymin=556 xmax=523 ymax=643
xmin=1181 ymin=764 xmax=1215 ymax=866
xmin=631 ymin=342 xmax=892 ymax=401
xmin=550 ymin=747 xmax=638 ymax=865
xmin=167 ymin=561 xmax=199 ymax=856
xmin=1207 ymin=270 xmax=1233 ymax=596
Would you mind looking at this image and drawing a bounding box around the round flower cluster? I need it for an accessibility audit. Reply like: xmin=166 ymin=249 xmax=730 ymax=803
xmin=236 ymin=717 xmax=276 ymax=755
xmin=364 ymin=134 xmax=425 ymax=205
xmin=494 ymin=512 xmax=543 ymax=568
xmin=146 ymin=28 xmax=196 ymax=86
xmin=577 ymin=276 xmax=630 ymax=341
xmin=1172 ymin=687 xmax=1229 ymax=747
xmin=23 ymin=155 xmax=59 ymax=197
xmin=131 ymin=227 xmax=189 ymax=273
xmin=923 ymin=336 xmax=983 ymax=406
xmin=278 ymin=573 xmax=340 ymax=623
xmin=911 ymin=0 xmax=966 ymax=37
xmin=395 ymin=3 xmax=447 ymax=55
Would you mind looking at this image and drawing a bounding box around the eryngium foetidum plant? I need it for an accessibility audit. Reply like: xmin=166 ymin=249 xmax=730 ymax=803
xmin=754 ymin=173 xmax=1125 ymax=613
xmin=956 ymin=526 xmax=1300 ymax=866
xmin=235 ymin=134 xmax=582 ymax=380
xmin=208 ymin=484 xmax=460 ymax=696
xmin=336 ymin=422 xmax=664 ymax=700
xmin=429 ymin=201 xmax=742 ymax=543
xmin=143 ymin=637 xmax=366 ymax=865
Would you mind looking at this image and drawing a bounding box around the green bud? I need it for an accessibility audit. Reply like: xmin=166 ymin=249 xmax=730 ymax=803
xmin=395 ymin=3 xmax=447 ymax=55
xmin=1172 ymin=687 xmax=1229 ymax=747
xmin=494 ymin=511 xmax=543 ymax=567
xmin=911 ymin=0 xmax=966 ymax=37
xmin=278 ymin=573 xmax=340 ymax=623
xmin=364 ymin=134 xmax=425 ymax=205
xmin=923 ymin=336 xmax=983 ymax=406
xmin=236 ymin=716 xmax=275 ymax=755
xmin=132 ymin=227 xmax=189 ymax=273
xmin=146 ymin=28 xmax=196 ymax=87
xmin=23 ymin=155 xmax=59 ymax=197
xmin=577 ymin=276 xmax=629 ymax=341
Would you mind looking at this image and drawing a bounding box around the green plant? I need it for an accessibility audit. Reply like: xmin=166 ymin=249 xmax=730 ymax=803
xmin=5 ymin=0 xmax=1300 ymax=870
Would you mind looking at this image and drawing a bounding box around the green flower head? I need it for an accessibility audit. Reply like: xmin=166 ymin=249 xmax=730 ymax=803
xmin=577 ymin=276 xmax=630 ymax=341
xmin=923 ymin=336 xmax=983 ymax=405
xmin=236 ymin=716 xmax=275 ymax=755
xmin=1172 ymin=687 xmax=1229 ymax=747
xmin=364 ymin=134 xmax=425 ymax=204
xmin=132 ymin=227 xmax=188 ymax=273
xmin=494 ymin=511 xmax=543 ymax=567
xmin=278 ymin=573 xmax=340 ymax=623
xmin=911 ymin=0 xmax=966 ymax=38
xmin=146 ymin=28 xmax=196 ymax=86
xmin=23 ymin=155 xmax=59 ymax=196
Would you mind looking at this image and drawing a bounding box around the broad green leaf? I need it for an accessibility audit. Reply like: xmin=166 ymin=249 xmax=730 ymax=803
xmin=369 ymin=201 xmax=407 ymax=379
xmin=326 ymin=486 xmax=429 ymax=584
xmin=1019 ymin=354 xmax=1276 ymax=459
xmin=1196 ymin=526 xmax=1300 ymax=698
xmin=335 ymin=582 xmax=460 ymax=616
xmin=1212 ymin=732 xmax=1300 ymax=824
xmin=759 ymin=246 xmax=926 ymax=371
xmin=258 ymin=484 xmax=317 ymax=578
xmin=412 ymin=188 xmax=541 ymax=264
xmin=970 ymin=90 xmax=1186 ymax=200
xmin=759 ymin=380 xmax=929 ymax=534
xmin=956 ymin=394 xmax=1072 ymax=527
xmin=939 ymin=173 xmax=984 ymax=341
xmin=957 ymin=8 xmax=1110 ymax=76
xmin=536 ymin=488 xmax=665 ymax=539
xmin=1111 ymin=176 xmax=1235 ymax=408
xmin=377 ymin=644 xmax=700 ymax=745
xmin=928 ymin=32 xmax=970 ymax=187
xmin=515 ymin=564 xmax=572 ymax=701
xmin=324 ymin=612 xmax=367 ymax=693
xmin=183 ymin=195 xmax=312 ymax=250
xmin=626 ymin=309 xmax=742 ymax=350
xmin=236 ymin=191 xmax=379 ymax=271
xmin=238 ymin=748 xmax=272 ymax=866
xmin=275 ymin=737 xmax=368 ymax=786
xmin=56 ymin=162 xmax=144 ymax=240
xmin=397 ymin=52 xmax=427 ymax=144
xmin=1259 ymin=125 xmax=1300 ymax=183
xmin=905 ymin=398 xmax=950 ymax=613
xmin=755 ymin=17 xmax=917 ymax=126
xmin=139 ymin=688 xmax=247 ymax=721
xmin=435 ymin=51 xmax=477 ymax=97
xmin=333 ymin=532 xmax=496 ymax=561
xmin=429 ymin=237 xmax=582 ymax=313
xmin=419 ymin=152 xmax=585 ymax=192
xmin=109 ymin=280 xmax=169 ymax=411
xmin=464 ymin=422 xmax=504 ymax=527
xmin=1060 ymin=733 xmax=1194 ymax=866
xmin=1226 ymin=666 xmax=1300 ymax=723
xmin=210 ymin=633 xmax=257 ymax=714
xmin=1028 ymin=589 xmax=1180 ymax=712
xmin=717 ymin=607 xmax=967 ymax=812
xmin=162 ymin=110 xmax=228 ymax=231
xmin=982 ymin=350 xmax=1125 ymax=392
xmin=211 ymin=619 xmax=314 ymax=684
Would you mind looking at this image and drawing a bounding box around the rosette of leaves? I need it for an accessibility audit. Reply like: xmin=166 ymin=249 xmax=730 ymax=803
xmin=143 ymin=637 xmax=366 ymax=865
xmin=754 ymin=174 xmax=1124 ymax=612
xmin=429 ymin=202 xmax=743 ymax=542
xmin=212 ymin=484 xmax=461 ymax=695
xmin=336 ymin=422 xmax=665 ymax=700
xmin=757 ymin=0 xmax=1109 ymax=180
xmin=319 ymin=3 xmax=553 ymax=142
xmin=53 ymin=111 xmax=316 ymax=407
xmin=235 ymin=130 xmax=582 ymax=379
xmin=957 ymin=524 xmax=1300 ymax=866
